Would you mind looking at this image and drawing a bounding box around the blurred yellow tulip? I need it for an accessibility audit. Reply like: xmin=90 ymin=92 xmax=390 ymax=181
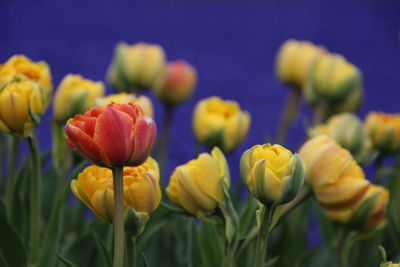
xmin=240 ymin=144 xmax=304 ymax=205
xmin=71 ymin=157 xmax=161 ymax=223
xmin=166 ymin=147 xmax=230 ymax=218
xmin=0 ymin=76 xmax=47 ymax=137
xmin=95 ymin=93 xmax=153 ymax=117
xmin=276 ymin=39 xmax=326 ymax=88
xmin=53 ymin=74 xmax=105 ymax=122
xmin=193 ymin=96 xmax=250 ymax=152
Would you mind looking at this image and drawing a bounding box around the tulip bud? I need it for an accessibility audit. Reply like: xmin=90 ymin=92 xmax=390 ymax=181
xmin=0 ymin=76 xmax=47 ymax=137
xmin=153 ymin=60 xmax=197 ymax=106
xmin=298 ymin=135 xmax=370 ymax=212
xmin=326 ymin=185 xmax=389 ymax=233
xmin=240 ymin=144 xmax=304 ymax=205
xmin=309 ymin=112 xmax=372 ymax=163
xmin=94 ymin=93 xmax=153 ymax=117
xmin=304 ymin=53 xmax=363 ymax=114
xmin=71 ymin=157 xmax=161 ymax=223
xmin=166 ymin=147 xmax=230 ymax=218
xmin=0 ymin=55 xmax=52 ymax=96
xmin=365 ymin=112 xmax=400 ymax=155
xmin=193 ymin=96 xmax=251 ymax=153
xmin=53 ymin=74 xmax=105 ymax=123
xmin=65 ymin=102 xmax=156 ymax=168
xmin=276 ymin=39 xmax=326 ymax=88
xmin=106 ymin=42 xmax=166 ymax=92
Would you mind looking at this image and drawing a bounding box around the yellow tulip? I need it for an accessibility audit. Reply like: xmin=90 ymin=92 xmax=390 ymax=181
xmin=0 ymin=55 xmax=52 ymax=95
xmin=153 ymin=60 xmax=197 ymax=105
xmin=0 ymin=76 xmax=47 ymax=136
xmin=240 ymin=144 xmax=304 ymax=205
xmin=193 ymin=96 xmax=251 ymax=152
xmin=53 ymin=74 xmax=105 ymax=122
xmin=326 ymin=185 xmax=389 ymax=233
xmin=298 ymin=135 xmax=370 ymax=212
xmin=276 ymin=39 xmax=326 ymax=88
xmin=94 ymin=93 xmax=153 ymax=117
xmin=71 ymin=157 xmax=161 ymax=223
xmin=166 ymin=147 xmax=230 ymax=218
xmin=365 ymin=112 xmax=400 ymax=155
xmin=107 ymin=42 xmax=166 ymax=92
xmin=309 ymin=112 xmax=372 ymax=163
xmin=304 ymin=53 xmax=363 ymax=113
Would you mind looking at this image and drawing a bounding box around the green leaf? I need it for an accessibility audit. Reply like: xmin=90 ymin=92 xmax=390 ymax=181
xmin=0 ymin=199 xmax=28 ymax=267
xmin=142 ymin=253 xmax=149 ymax=267
xmin=219 ymin=179 xmax=240 ymax=247
xmin=92 ymin=231 xmax=112 ymax=267
xmin=239 ymin=195 xmax=257 ymax=237
xmin=57 ymin=255 xmax=78 ymax=267
xmin=198 ymin=220 xmax=224 ymax=267
xmin=160 ymin=201 xmax=192 ymax=217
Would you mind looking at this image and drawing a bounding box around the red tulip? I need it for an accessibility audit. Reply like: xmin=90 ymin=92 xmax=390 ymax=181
xmin=65 ymin=102 xmax=156 ymax=168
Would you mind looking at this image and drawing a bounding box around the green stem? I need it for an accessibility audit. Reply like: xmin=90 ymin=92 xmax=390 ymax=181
xmin=187 ymin=219 xmax=193 ymax=267
xmin=254 ymin=205 xmax=274 ymax=267
xmin=28 ymin=135 xmax=41 ymax=264
xmin=158 ymin=105 xmax=174 ymax=181
xmin=127 ymin=236 xmax=136 ymax=267
xmin=279 ymin=186 xmax=312 ymax=221
xmin=112 ymin=166 xmax=125 ymax=267
xmin=374 ymin=156 xmax=384 ymax=185
xmin=5 ymin=136 xmax=20 ymax=223
xmin=311 ymin=101 xmax=328 ymax=126
xmin=276 ymin=88 xmax=301 ymax=145
xmin=335 ymin=227 xmax=350 ymax=267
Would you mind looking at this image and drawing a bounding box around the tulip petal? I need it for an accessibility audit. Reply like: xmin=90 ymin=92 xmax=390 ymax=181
xmin=129 ymin=116 xmax=156 ymax=166
xmin=65 ymin=123 xmax=110 ymax=166
xmin=94 ymin=106 xmax=134 ymax=166
xmin=91 ymin=189 xmax=115 ymax=222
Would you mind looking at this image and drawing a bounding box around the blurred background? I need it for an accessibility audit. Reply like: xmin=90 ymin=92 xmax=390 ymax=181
xmin=1 ymin=0 xmax=399 ymax=186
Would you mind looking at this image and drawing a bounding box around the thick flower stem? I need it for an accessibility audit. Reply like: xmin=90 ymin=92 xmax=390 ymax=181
xmin=374 ymin=155 xmax=384 ymax=185
xmin=311 ymin=102 xmax=328 ymax=126
xmin=127 ymin=236 xmax=136 ymax=267
xmin=187 ymin=219 xmax=193 ymax=267
xmin=5 ymin=136 xmax=20 ymax=222
xmin=158 ymin=105 xmax=174 ymax=180
xmin=254 ymin=205 xmax=274 ymax=267
xmin=276 ymin=88 xmax=301 ymax=145
xmin=279 ymin=186 xmax=312 ymax=221
xmin=335 ymin=227 xmax=350 ymax=267
xmin=112 ymin=166 xmax=125 ymax=267
xmin=28 ymin=135 xmax=41 ymax=264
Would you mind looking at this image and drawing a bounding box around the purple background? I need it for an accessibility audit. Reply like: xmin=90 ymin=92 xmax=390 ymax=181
xmin=2 ymin=0 xmax=400 ymax=182
xmin=1 ymin=0 xmax=400 ymax=249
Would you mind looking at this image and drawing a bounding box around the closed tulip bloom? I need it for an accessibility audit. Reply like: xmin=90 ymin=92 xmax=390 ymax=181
xmin=193 ymin=96 xmax=250 ymax=152
xmin=95 ymin=93 xmax=153 ymax=117
xmin=365 ymin=112 xmax=400 ymax=155
xmin=65 ymin=102 xmax=156 ymax=168
xmin=299 ymin=135 xmax=370 ymax=211
xmin=304 ymin=53 xmax=363 ymax=113
xmin=53 ymin=74 xmax=105 ymax=123
xmin=0 ymin=55 xmax=52 ymax=95
xmin=276 ymin=39 xmax=326 ymax=88
xmin=240 ymin=144 xmax=304 ymax=205
xmin=326 ymin=185 xmax=389 ymax=233
xmin=310 ymin=112 xmax=371 ymax=163
xmin=0 ymin=76 xmax=47 ymax=136
xmin=166 ymin=147 xmax=230 ymax=218
xmin=154 ymin=60 xmax=197 ymax=105
xmin=71 ymin=157 xmax=161 ymax=222
xmin=107 ymin=42 xmax=166 ymax=92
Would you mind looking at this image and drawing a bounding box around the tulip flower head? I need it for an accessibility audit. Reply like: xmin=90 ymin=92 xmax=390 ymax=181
xmin=65 ymin=102 xmax=156 ymax=168
xmin=0 ymin=54 xmax=52 ymax=95
xmin=193 ymin=96 xmax=250 ymax=153
xmin=154 ymin=60 xmax=197 ymax=106
xmin=240 ymin=144 xmax=304 ymax=205
xmin=107 ymin=42 xmax=166 ymax=92
xmin=71 ymin=157 xmax=161 ymax=223
xmin=95 ymin=93 xmax=153 ymax=117
xmin=53 ymin=74 xmax=105 ymax=123
xmin=276 ymin=39 xmax=326 ymax=89
xmin=0 ymin=76 xmax=47 ymax=137
xmin=166 ymin=147 xmax=230 ymax=218
xmin=304 ymin=53 xmax=363 ymax=114
xmin=365 ymin=112 xmax=400 ymax=156
xmin=309 ymin=112 xmax=372 ymax=163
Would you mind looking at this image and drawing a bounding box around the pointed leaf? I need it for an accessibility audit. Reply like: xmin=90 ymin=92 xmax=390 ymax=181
xmin=92 ymin=230 xmax=112 ymax=267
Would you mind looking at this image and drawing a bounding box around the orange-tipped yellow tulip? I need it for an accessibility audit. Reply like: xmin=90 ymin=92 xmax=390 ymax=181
xmin=95 ymin=93 xmax=153 ymax=117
